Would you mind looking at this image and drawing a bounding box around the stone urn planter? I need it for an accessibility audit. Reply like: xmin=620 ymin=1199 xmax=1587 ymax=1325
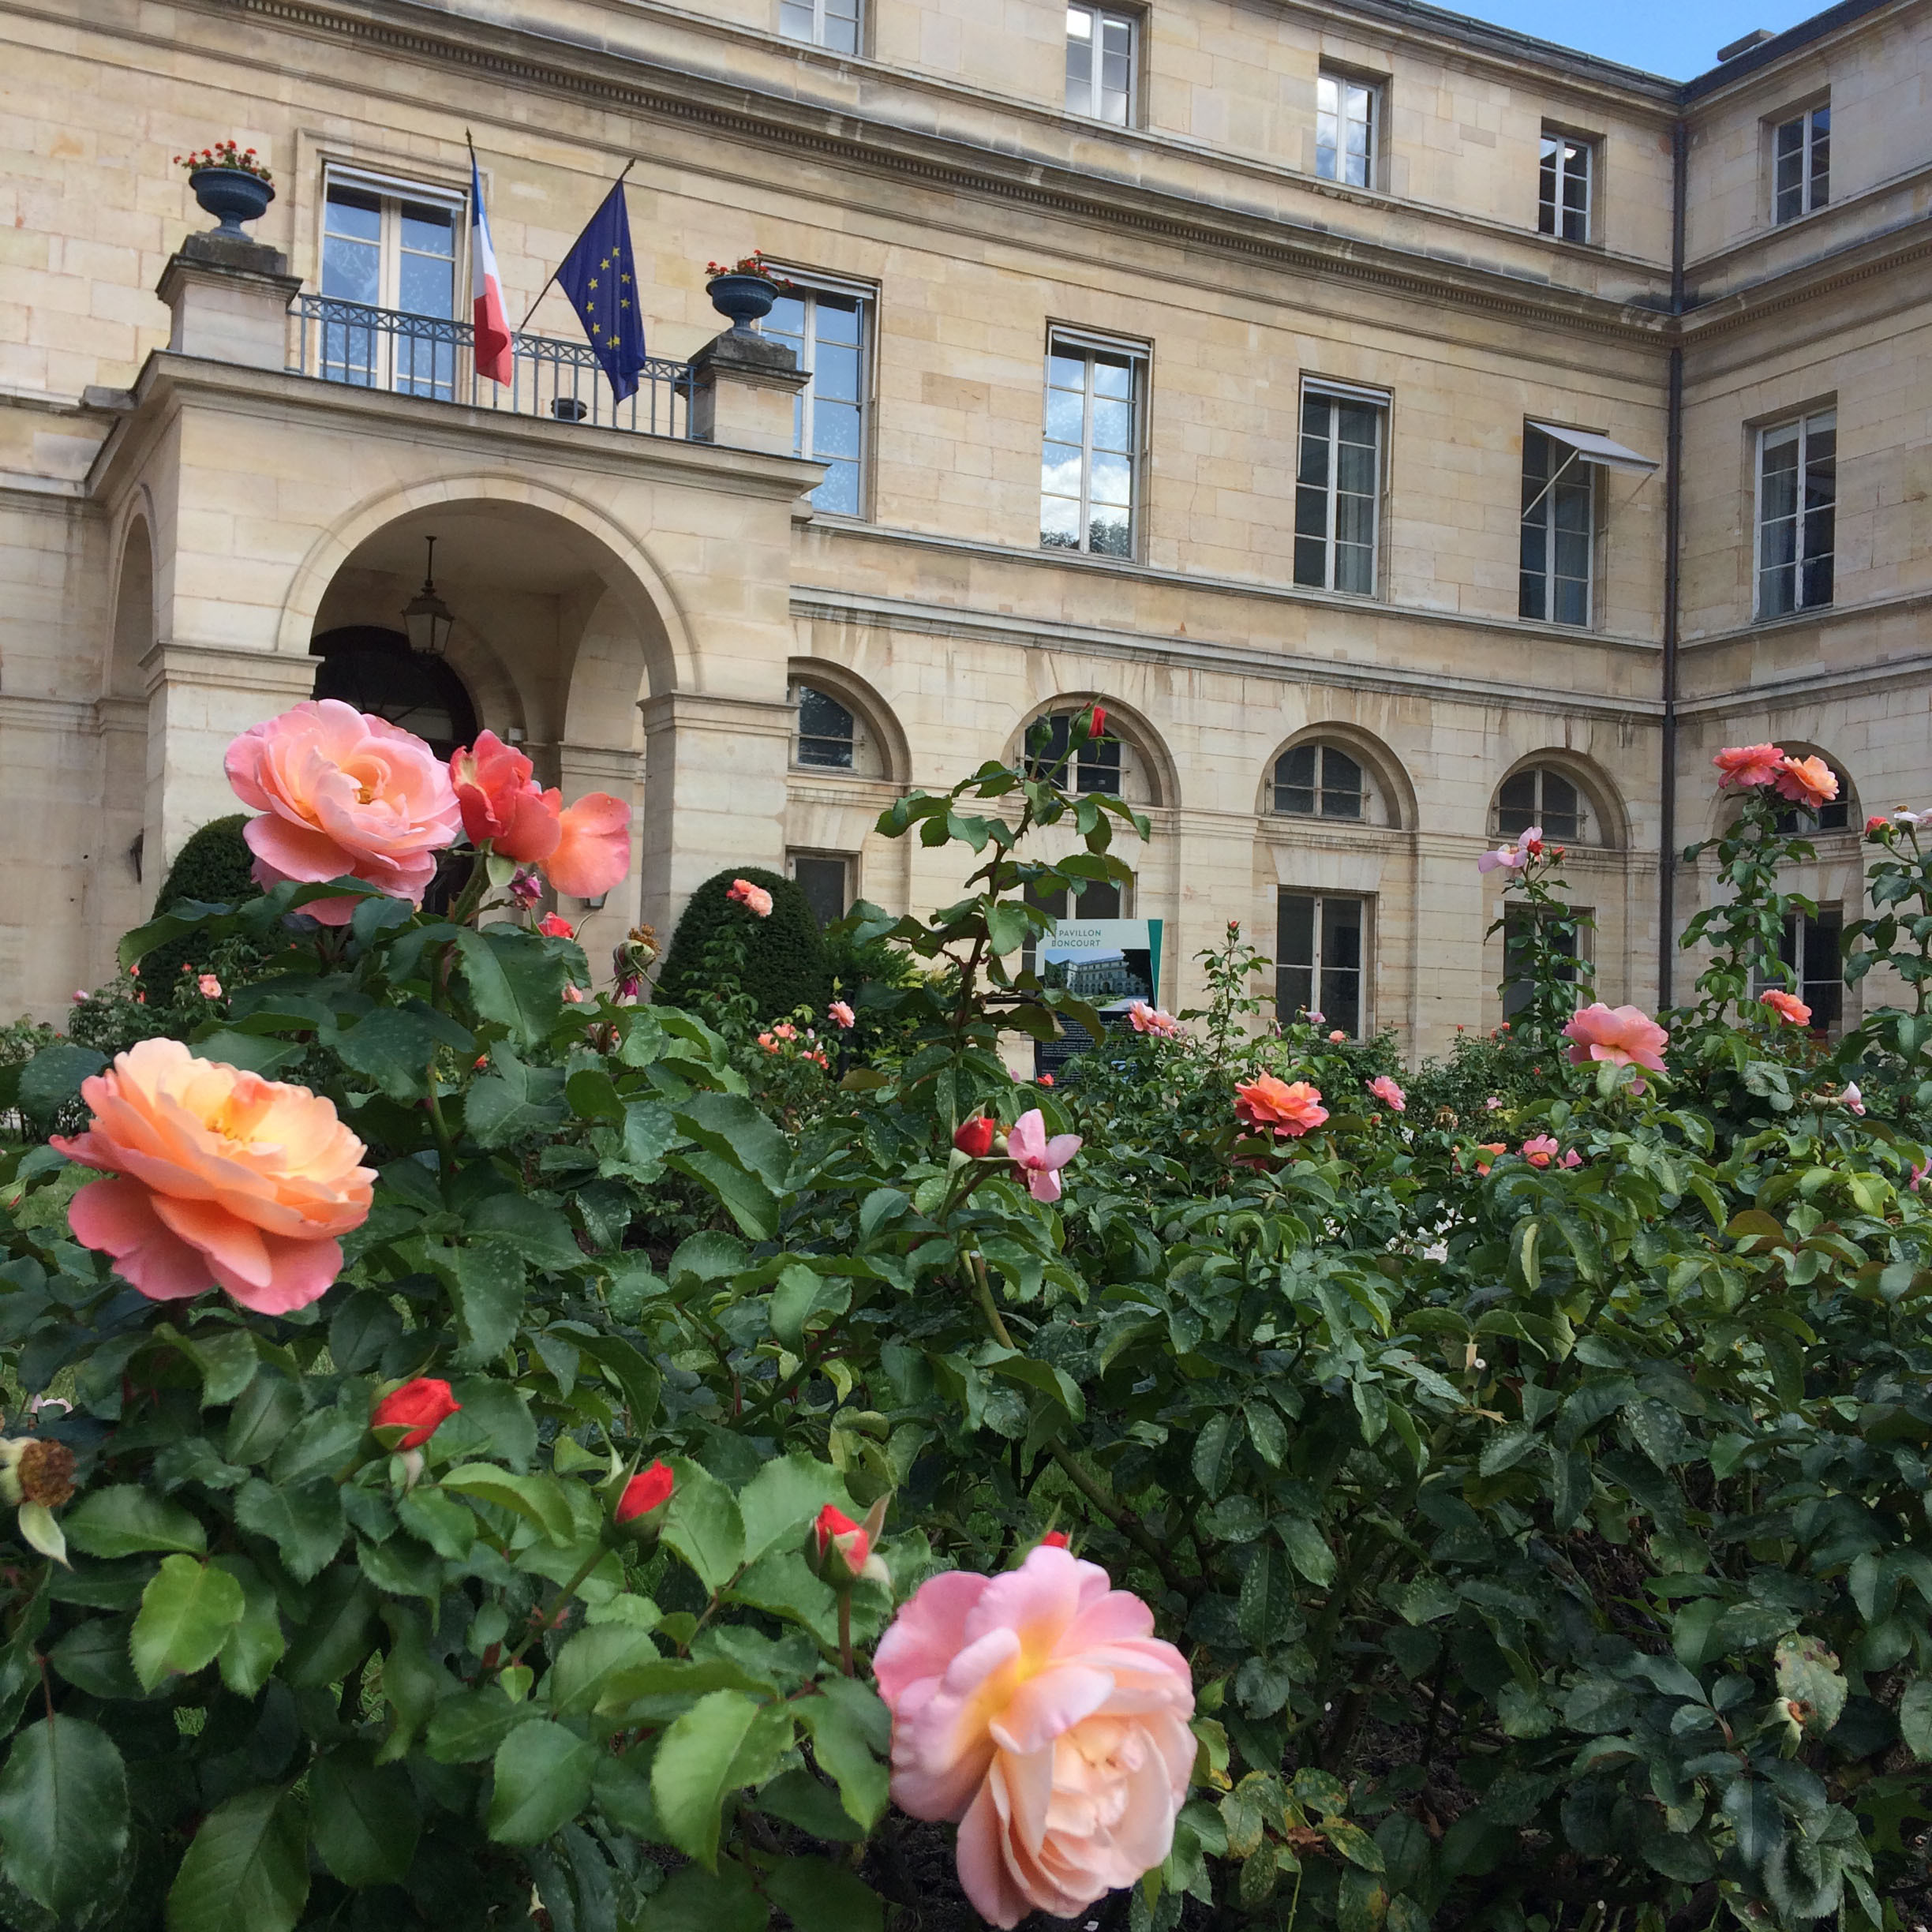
xmin=702 ymin=253 xmax=792 ymax=338
xmin=189 ymin=167 xmax=275 ymax=237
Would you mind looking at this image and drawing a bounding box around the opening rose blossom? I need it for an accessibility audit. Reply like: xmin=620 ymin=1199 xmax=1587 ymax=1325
xmin=226 ymin=699 xmax=462 ymax=923
xmin=829 ymin=1000 xmax=856 ymax=1029
xmin=1563 ymin=1002 xmax=1669 ymax=1086
xmin=449 ymin=731 xmax=630 ymax=899
xmin=1713 ymin=743 xmax=1786 ymax=790
xmin=1125 ymin=1001 xmax=1181 ymax=1037
xmin=1008 ymin=1109 xmax=1080 ymax=1203
xmin=1233 ymin=1073 xmax=1328 ymax=1139
xmin=371 ymin=1377 xmax=459 ymax=1451
xmin=1759 ymin=987 xmax=1812 ymax=1027
xmin=52 ymin=1039 xmax=373 ymax=1314
xmin=874 ymin=1543 xmax=1195 ymax=1930
xmin=810 ymin=1503 xmax=871 ymax=1589
xmin=726 ymin=878 xmax=774 ymax=918
xmin=1367 ymin=1075 xmax=1406 ymax=1113
xmin=1775 ymin=754 xmax=1839 ymax=812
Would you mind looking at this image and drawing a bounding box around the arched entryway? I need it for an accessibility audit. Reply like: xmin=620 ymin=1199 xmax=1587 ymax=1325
xmin=310 ymin=626 xmax=478 ymax=760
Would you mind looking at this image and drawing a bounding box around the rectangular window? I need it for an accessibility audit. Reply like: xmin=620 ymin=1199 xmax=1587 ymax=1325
xmin=1538 ymin=133 xmax=1593 ymax=243
xmin=763 ymin=281 xmax=871 ymax=518
xmin=1065 ymin=4 xmax=1136 ymax=125
xmin=1041 ymin=334 xmax=1144 ymax=559
xmin=1276 ymin=891 xmax=1367 ymax=1038
xmin=790 ymin=852 xmax=852 ymax=929
xmin=1773 ymin=104 xmax=1829 ymax=223
xmin=1316 ymin=72 xmax=1378 ymax=189
xmin=780 ymin=0 xmax=859 ymax=54
xmin=1756 ymin=409 xmax=1836 ymax=618
xmin=1756 ymin=908 xmax=1843 ymax=1028
xmin=1294 ymin=384 xmax=1385 ymax=594
xmin=1502 ymin=904 xmax=1587 ymax=1020
xmin=1519 ymin=425 xmax=1595 ymax=625
xmin=320 ymin=173 xmax=462 ymax=400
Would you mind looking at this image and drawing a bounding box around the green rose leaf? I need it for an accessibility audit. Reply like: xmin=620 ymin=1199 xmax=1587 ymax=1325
xmin=66 ymin=1485 xmax=207 ymax=1560
xmin=213 ymin=1556 xmax=286 ymax=1698
xmin=131 ymin=1554 xmax=245 ymax=1690
xmin=762 ymin=1856 xmax=884 ymax=1932
xmin=0 ymin=1717 xmax=129 ymax=1921
xmin=660 ymin=1458 xmax=747 ymax=1591
xmin=486 ymin=1718 xmax=595 ymax=1846
xmin=650 ymin=1690 xmax=762 ymax=1870
xmin=164 ymin=1785 xmax=308 ymax=1932
xmin=309 ymin=1747 xmax=420 ymax=1887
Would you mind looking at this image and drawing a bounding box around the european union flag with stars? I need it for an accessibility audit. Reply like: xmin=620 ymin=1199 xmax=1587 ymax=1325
xmin=556 ymin=182 xmax=648 ymax=402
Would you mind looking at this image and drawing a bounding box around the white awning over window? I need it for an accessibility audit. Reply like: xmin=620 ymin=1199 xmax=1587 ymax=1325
xmin=1528 ymin=421 xmax=1659 ymax=474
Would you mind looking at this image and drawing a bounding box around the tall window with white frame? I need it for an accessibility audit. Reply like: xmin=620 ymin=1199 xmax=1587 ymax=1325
xmin=1065 ymin=4 xmax=1136 ymax=125
xmin=1040 ymin=335 xmax=1143 ymax=560
xmin=320 ymin=175 xmax=461 ymax=399
xmin=1294 ymin=384 xmax=1384 ymax=595
xmin=1519 ymin=426 xmax=1595 ymax=626
xmin=1273 ymin=743 xmax=1364 ymax=820
xmin=1316 ymin=72 xmax=1378 ymax=188
xmin=1773 ymin=103 xmax=1829 ymax=223
xmin=1757 ymin=409 xmax=1836 ymax=619
xmin=779 ymin=0 xmax=859 ymax=54
xmin=1756 ymin=908 xmax=1843 ymax=1028
xmin=1537 ymin=133 xmax=1593 ymax=242
xmin=1278 ymin=892 xmax=1367 ymax=1037
xmin=762 ymin=282 xmax=870 ymax=517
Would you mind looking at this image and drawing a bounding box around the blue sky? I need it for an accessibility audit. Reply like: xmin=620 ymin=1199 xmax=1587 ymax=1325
xmin=1438 ymin=2 xmax=1823 ymax=79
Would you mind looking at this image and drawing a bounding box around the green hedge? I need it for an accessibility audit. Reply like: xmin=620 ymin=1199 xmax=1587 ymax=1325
xmin=653 ymin=864 xmax=829 ymax=1022
xmin=142 ymin=814 xmax=260 ymax=989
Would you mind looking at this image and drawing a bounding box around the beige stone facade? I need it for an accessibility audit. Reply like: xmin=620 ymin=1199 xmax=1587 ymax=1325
xmin=1 ymin=0 xmax=1926 ymax=1058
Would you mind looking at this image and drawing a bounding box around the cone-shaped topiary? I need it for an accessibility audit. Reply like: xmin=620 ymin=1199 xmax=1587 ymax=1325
xmin=653 ymin=865 xmax=830 ymax=1023
xmin=141 ymin=814 xmax=261 ymax=987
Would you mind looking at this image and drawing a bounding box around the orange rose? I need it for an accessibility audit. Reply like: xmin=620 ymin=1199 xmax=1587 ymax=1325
xmin=53 ymin=1039 xmax=373 ymax=1315
xmin=1758 ymin=988 xmax=1812 ymax=1027
xmin=1713 ymin=743 xmax=1784 ymax=790
xmin=226 ymin=700 xmax=460 ymax=924
xmin=449 ymin=731 xmax=630 ymax=899
xmin=1775 ymin=755 xmax=1839 ymax=812
xmin=1233 ymin=1073 xmax=1328 ymax=1138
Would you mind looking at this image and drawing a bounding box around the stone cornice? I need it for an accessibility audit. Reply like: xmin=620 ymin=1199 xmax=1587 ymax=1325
xmin=189 ymin=0 xmax=1680 ymax=343
xmin=1682 ymin=219 xmax=1932 ymax=341
xmin=788 ymin=581 xmax=1666 ymax=721
xmin=1679 ymin=584 xmax=1932 ymax=652
xmin=1676 ymin=650 xmax=1932 ymax=719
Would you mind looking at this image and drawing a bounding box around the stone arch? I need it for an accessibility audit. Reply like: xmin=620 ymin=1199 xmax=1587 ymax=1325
xmin=1259 ymin=722 xmax=1415 ymax=830
xmin=107 ymin=507 xmax=156 ymax=702
xmin=785 ymin=658 xmax=912 ymax=786
xmin=1492 ymin=749 xmax=1629 ymax=851
xmin=1007 ymin=691 xmax=1178 ymax=811
xmin=275 ymin=473 xmax=696 ymax=702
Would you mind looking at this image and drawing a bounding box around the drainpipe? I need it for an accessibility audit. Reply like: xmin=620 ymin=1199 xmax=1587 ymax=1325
xmin=1659 ymin=113 xmax=1688 ymax=1008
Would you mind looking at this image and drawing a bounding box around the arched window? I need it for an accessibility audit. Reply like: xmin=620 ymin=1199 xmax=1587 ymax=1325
xmin=794 ymin=684 xmax=856 ymax=769
xmin=1772 ymin=755 xmax=1854 ymax=833
xmin=1496 ymin=766 xmax=1588 ymax=844
xmin=1025 ymin=711 xmax=1124 ymax=796
xmin=1274 ymin=743 xmax=1364 ymax=820
xmin=310 ymin=627 xmax=477 ymax=759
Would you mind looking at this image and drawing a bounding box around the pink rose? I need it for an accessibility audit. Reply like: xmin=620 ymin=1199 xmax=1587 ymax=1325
xmin=1008 ymin=1108 xmax=1080 ymax=1204
xmin=226 ymin=700 xmax=461 ymax=923
xmin=726 ymin=878 xmax=774 ymax=918
xmin=197 ymin=975 xmax=223 ymax=999
xmin=1327 ymin=1029 xmax=1346 ymax=1044
xmin=449 ymin=732 xmax=630 ymax=899
xmin=874 ymin=1544 xmax=1195 ymax=1928
xmin=1713 ymin=743 xmax=1785 ymax=790
xmin=1521 ymin=1134 xmax=1559 ymax=1168
xmin=1127 ymin=1002 xmax=1181 ymax=1037
xmin=1563 ymin=1002 xmax=1669 ymax=1081
xmin=829 ymin=1000 xmax=856 ymax=1029
xmin=1367 ymin=1075 xmax=1406 ymax=1113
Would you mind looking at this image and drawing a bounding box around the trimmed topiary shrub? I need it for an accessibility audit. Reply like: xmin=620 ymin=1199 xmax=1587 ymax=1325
xmin=141 ymin=814 xmax=260 ymax=987
xmin=653 ymin=863 xmax=829 ymax=1022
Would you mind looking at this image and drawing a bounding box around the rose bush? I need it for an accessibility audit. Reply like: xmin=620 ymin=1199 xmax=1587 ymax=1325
xmin=0 ymin=712 xmax=1926 ymax=1932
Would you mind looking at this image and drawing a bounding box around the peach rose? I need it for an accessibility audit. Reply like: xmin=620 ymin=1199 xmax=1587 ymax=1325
xmin=726 ymin=878 xmax=774 ymax=919
xmin=874 ymin=1544 xmax=1195 ymax=1929
xmin=1759 ymin=987 xmax=1812 ymax=1027
xmin=1713 ymin=743 xmax=1785 ymax=790
xmin=226 ymin=700 xmax=461 ymax=925
xmin=52 ymin=1039 xmax=373 ymax=1315
xmin=1234 ymin=1073 xmax=1328 ymax=1138
xmin=1775 ymin=755 xmax=1839 ymax=812
xmin=1563 ymin=1002 xmax=1669 ymax=1080
xmin=449 ymin=732 xmax=630 ymax=899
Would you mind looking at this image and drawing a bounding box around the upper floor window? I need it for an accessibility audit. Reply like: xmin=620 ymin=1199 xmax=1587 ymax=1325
xmin=1025 ymin=712 xmax=1123 ymax=794
xmin=320 ymin=174 xmax=465 ymax=399
xmin=1520 ymin=425 xmax=1594 ymax=627
xmin=1273 ymin=743 xmax=1362 ymax=820
xmin=1066 ymin=5 xmax=1136 ymax=125
xmin=1756 ymin=409 xmax=1835 ymax=619
xmin=1041 ymin=334 xmax=1144 ymax=560
xmin=1316 ymin=73 xmax=1379 ymax=189
xmin=794 ymin=684 xmax=856 ymax=768
xmin=1294 ymin=383 xmax=1385 ymax=596
xmin=1538 ymin=133 xmax=1593 ymax=243
xmin=763 ymin=280 xmax=871 ymax=517
xmin=1496 ymin=767 xmax=1587 ymax=844
xmin=781 ymin=0 xmax=859 ymax=54
xmin=1773 ymin=103 xmax=1829 ymax=223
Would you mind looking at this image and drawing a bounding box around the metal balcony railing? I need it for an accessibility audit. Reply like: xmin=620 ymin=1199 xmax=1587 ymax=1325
xmin=286 ymin=296 xmax=695 ymax=439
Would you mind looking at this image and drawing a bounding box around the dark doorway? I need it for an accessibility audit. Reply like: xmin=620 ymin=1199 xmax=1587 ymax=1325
xmin=310 ymin=627 xmax=477 ymax=761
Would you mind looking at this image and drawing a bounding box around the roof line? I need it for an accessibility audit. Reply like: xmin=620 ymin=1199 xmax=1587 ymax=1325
xmin=1680 ymin=0 xmax=1912 ymax=97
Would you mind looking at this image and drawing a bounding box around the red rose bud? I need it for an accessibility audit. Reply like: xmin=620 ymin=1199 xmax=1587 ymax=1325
xmin=616 ymin=1459 xmax=675 ymax=1532
xmin=1040 ymin=1530 xmax=1069 ymax=1549
xmin=371 ymin=1377 xmax=460 ymax=1451
xmin=1087 ymin=705 xmax=1106 ymax=739
xmin=953 ymin=1116 xmax=998 ymax=1159
xmin=811 ymin=1503 xmax=871 ymax=1588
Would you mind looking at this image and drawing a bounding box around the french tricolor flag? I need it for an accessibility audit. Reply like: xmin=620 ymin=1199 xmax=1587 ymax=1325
xmin=470 ymin=150 xmax=514 ymax=386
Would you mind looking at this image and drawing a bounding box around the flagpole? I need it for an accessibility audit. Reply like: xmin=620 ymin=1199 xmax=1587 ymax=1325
xmin=515 ymin=158 xmax=638 ymax=336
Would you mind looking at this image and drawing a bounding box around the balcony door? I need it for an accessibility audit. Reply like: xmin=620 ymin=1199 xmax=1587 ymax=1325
xmin=320 ymin=174 xmax=463 ymax=401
